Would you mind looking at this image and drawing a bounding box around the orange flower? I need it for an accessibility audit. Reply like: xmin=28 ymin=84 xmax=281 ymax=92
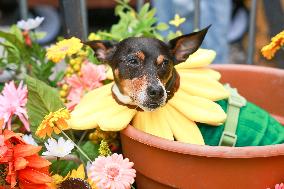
xmin=261 ymin=30 xmax=284 ymax=59
xmin=0 ymin=129 xmax=52 ymax=188
xmin=36 ymin=108 xmax=70 ymax=139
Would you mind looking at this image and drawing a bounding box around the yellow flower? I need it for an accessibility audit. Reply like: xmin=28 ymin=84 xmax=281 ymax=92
xmin=175 ymin=30 xmax=183 ymax=37
xmin=99 ymin=140 xmax=112 ymax=156
xmin=261 ymin=30 xmax=284 ymax=60
xmin=169 ymin=14 xmax=186 ymax=27
xmin=46 ymin=37 xmax=83 ymax=63
xmin=36 ymin=108 xmax=70 ymax=139
xmin=52 ymin=174 xmax=64 ymax=185
xmin=88 ymin=33 xmax=101 ymax=41
xmin=52 ymin=164 xmax=98 ymax=189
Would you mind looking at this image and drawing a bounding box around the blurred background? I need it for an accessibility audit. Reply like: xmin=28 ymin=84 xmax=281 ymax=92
xmin=0 ymin=0 xmax=283 ymax=67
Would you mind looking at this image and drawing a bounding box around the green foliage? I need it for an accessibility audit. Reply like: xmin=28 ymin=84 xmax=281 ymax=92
xmin=96 ymin=1 xmax=167 ymax=41
xmin=50 ymin=160 xmax=78 ymax=176
xmin=78 ymin=141 xmax=100 ymax=163
xmin=0 ymin=26 xmax=56 ymax=85
xmin=0 ymin=30 xmax=30 ymax=67
xmin=25 ymin=75 xmax=65 ymax=134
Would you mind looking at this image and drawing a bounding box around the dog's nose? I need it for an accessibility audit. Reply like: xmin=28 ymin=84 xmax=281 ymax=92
xmin=147 ymin=85 xmax=164 ymax=99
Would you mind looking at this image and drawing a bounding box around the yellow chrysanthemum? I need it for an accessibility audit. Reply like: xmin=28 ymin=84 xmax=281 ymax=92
xmin=36 ymin=108 xmax=70 ymax=139
xmin=68 ymin=49 xmax=230 ymax=145
xmin=88 ymin=33 xmax=101 ymax=41
xmin=46 ymin=37 xmax=83 ymax=63
xmin=169 ymin=14 xmax=186 ymax=27
xmin=261 ymin=30 xmax=284 ymax=60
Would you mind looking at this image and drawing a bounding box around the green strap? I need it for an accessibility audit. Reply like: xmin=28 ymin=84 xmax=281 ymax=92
xmin=218 ymin=84 xmax=247 ymax=147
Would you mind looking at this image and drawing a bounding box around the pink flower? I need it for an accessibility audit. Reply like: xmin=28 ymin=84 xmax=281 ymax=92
xmin=0 ymin=81 xmax=29 ymax=131
xmin=88 ymin=153 xmax=136 ymax=189
xmin=267 ymin=183 xmax=284 ymax=189
xmin=66 ymin=61 xmax=106 ymax=110
xmin=66 ymin=88 xmax=84 ymax=110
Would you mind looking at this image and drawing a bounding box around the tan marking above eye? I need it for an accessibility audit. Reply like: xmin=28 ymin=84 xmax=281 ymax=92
xmin=157 ymin=55 xmax=165 ymax=65
xmin=135 ymin=51 xmax=145 ymax=61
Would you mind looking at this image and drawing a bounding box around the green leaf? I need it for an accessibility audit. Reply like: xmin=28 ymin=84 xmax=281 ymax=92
xmin=50 ymin=160 xmax=78 ymax=176
xmin=9 ymin=25 xmax=24 ymax=42
xmin=78 ymin=141 xmax=99 ymax=163
xmin=145 ymin=9 xmax=156 ymax=19
xmin=0 ymin=30 xmax=30 ymax=65
xmin=33 ymin=31 xmax=46 ymax=40
xmin=156 ymin=22 xmax=169 ymax=31
xmin=138 ymin=3 xmax=150 ymax=18
xmin=26 ymin=75 xmax=65 ymax=134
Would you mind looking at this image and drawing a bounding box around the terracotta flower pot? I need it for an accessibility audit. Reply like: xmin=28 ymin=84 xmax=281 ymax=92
xmin=120 ymin=65 xmax=284 ymax=189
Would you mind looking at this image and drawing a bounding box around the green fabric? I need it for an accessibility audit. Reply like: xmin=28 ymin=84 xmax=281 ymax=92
xmin=198 ymin=100 xmax=284 ymax=147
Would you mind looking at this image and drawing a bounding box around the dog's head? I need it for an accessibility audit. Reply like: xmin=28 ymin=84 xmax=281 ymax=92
xmin=86 ymin=26 xmax=209 ymax=111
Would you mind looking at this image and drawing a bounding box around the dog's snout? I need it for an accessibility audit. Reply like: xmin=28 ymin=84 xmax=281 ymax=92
xmin=147 ymin=85 xmax=164 ymax=99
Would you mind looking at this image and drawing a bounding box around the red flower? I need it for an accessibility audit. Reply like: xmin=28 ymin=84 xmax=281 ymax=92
xmin=22 ymin=31 xmax=32 ymax=47
xmin=0 ymin=129 xmax=52 ymax=188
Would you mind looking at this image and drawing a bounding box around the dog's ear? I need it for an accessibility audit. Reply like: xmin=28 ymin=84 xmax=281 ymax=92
xmin=84 ymin=40 xmax=117 ymax=63
xmin=169 ymin=25 xmax=210 ymax=64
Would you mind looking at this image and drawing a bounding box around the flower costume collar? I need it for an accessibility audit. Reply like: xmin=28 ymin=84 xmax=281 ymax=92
xmin=68 ymin=49 xmax=229 ymax=145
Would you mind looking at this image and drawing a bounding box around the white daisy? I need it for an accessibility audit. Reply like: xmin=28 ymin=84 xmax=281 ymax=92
xmin=22 ymin=134 xmax=38 ymax=146
xmin=17 ymin=16 xmax=44 ymax=31
xmin=42 ymin=137 xmax=75 ymax=158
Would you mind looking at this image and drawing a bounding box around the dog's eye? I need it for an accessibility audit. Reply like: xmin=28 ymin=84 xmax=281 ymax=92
xmin=162 ymin=59 xmax=169 ymax=66
xmin=128 ymin=58 xmax=139 ymax=65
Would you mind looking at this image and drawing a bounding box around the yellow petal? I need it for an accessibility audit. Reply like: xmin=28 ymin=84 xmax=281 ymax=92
xmin=68 ymin=113 xmax=99 ymax=130
xmin=179 ymin=73 xmax=230 ymax=101
xmin=73 ymin=83 xmax=113 ymax=114
xmin=106 ymin=66 xmax=114 ymax=80
xmin=165 ymin=104 xmax=204 ymax=144
xmin=70 ymin=95 xmax=132 ymax=130
xmin=169 ymin=90 xmax=227 ymax=125
xmin=132 ymin=109 xmax=174 ymax=140
xmin=97 ymin=108 xmax=137 ymax=131
xmin=175 ymin=49 xmax=216 ymax=69
xmin=70 ymin=164 xmax=85 ymax=179
xmin=177 ymin=68 xmax=221 ymax=80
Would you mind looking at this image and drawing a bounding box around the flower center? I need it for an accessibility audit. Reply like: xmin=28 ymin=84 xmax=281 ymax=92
xmin=106 ymin=167 xmax=120 ymax=180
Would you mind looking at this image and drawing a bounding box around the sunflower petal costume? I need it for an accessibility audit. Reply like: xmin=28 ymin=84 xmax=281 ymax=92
xmin=68 ymin=49 xmax=284 ymax=146
xmin=69 ymin=49 xmax=229 ymax=145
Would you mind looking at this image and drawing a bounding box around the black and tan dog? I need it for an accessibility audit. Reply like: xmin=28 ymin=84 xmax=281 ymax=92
xmin=82 ymin=27 xmax=284 ymax=147
xmin=85 ymin=27 xmax=208 ymax=112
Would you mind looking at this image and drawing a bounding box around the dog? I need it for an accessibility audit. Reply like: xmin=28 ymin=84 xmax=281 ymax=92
xmin=84 ymin=27 xmax=284 ymax=147
xmin=85 ymin=26 xmax=209 ymax=112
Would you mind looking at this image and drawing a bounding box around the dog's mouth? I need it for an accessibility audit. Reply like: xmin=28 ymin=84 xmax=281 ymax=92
xmin=145 ymin=102 xmax=160 ymax=110
xmin=140 ymin=98 xmax=166 ymax=111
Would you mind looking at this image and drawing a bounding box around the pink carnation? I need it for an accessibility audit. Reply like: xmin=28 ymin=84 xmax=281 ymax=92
xmin=268 ymin=183 xmax=284 ymax=189
xmin=88 ymin=153 xmax=136 ymax=189
xmin=0 ymin=81 xmax=29 ymax=131
xmin=66 ymin=61 xmax=106 ymax=110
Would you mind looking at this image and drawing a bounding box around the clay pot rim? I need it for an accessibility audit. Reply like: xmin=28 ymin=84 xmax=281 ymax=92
xmin=121 ymin=125 xmax=284 ymax=158
xmin=210 ymin=64 xmax=284 ymax=76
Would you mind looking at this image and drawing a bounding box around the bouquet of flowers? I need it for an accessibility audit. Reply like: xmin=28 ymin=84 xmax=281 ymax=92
xmin=0 ymin=0 xmax=187 ymax=188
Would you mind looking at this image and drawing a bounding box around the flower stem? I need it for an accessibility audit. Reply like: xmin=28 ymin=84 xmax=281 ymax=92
xmin=78 ymin=130 xmax=88 ymax=146
xmin=56 ymin=157 xmax=60 ymax=174
xmin=61 ymin=130 xmax=92 ymax=162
